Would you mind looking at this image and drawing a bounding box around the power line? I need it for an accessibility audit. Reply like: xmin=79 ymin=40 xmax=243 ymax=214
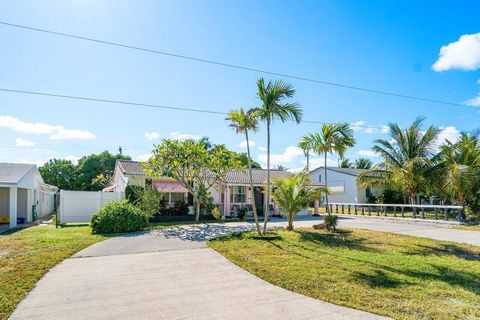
xmin=0 ymin=20 xmax=471 ymax=109
xmin=0 ymin=87 xmax=387 ymax=130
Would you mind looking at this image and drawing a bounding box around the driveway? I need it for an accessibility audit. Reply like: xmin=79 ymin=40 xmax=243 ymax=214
xmin=10 ymin=217 xmax=479 ymax=319
xmin=11 ymin=222 xmax=389 ymax=320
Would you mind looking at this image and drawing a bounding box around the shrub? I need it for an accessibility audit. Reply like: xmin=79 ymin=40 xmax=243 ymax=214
xmin=125 ymin=185 xmax=144 ymax=204
xmin=91 ymin=201 xmax=149 ymax=234
xmin=137 ymin=187 xmax=164 ymax=216
xmin=212 ymin=207 xmax=222 ymax=221
xmin=323 ymin=214 xmax=338 ymax=232
xmin=237 ymin=207 xmax=247 ymax=221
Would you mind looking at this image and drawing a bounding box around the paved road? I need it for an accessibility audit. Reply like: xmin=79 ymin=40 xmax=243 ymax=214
xmin=11 ymin=217 xmax=479 ymax=319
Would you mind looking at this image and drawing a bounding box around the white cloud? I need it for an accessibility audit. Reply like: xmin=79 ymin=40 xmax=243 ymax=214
xmin=64 ymin=155 xmax=81 ymax=165
xmin=15 ymin=138 xmax=35 ymax=147
xmin=239 ymin=140 xmax=255 ymax=148
xmin=351 ymin=121 xmax=388 ymax=134
xmin=463 ymin=80 xmax=480 ymax=107
xmin=145 ymin=131 xmax=160 ymax=141
xmin=288 ymin=156 xmax=337 ymax=173
xmin=258 ymin=146 xmax=267 ymax=152
xmin=432 ymin=33 xmax=480 ymax=72
xmin=171 ymin=131 xmax=201 ymax=140
xmin=258 ymin=146 xmax=304 ymax=166
xmin=435 ymin=126 xmax=461 ymax=150
xmin=357 ymin=149 xmax=378 ymax=157
xmin=0 ymin=115 xmax=95 ymax=140
xmin=135 ymin=153 xmax=152 ymax=162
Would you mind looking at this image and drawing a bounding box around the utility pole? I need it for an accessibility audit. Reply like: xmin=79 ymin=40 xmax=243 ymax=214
xmin=118 ymin=146 xmax=123 ymax=156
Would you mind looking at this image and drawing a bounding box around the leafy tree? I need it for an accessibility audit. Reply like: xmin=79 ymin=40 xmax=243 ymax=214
xmin=299 ymin=122 xmax=356 ymax=214
xmin=271 ymin=170 xmax=329 ymax=230
xmin=355 ymin=158 xmax=373 ymax=169
xmin=76 ymin=151 xmax=130 ymax=191
xmin=340 ymin=158 xmax=354 ymax=168
xmin=144 ymin=139 xmax=241 ymax=223
xmin=39 ymin=159 xmax=77 ymax=190
xmin=227 ymin=107 xmax=262 ymax=234
xmin=251 ymin=78 xmax=302 ymax=234
xmin=236 ymin=152 xmax=261 ymax=169
xmin=357 ymin=117 xmax=439 ymax=204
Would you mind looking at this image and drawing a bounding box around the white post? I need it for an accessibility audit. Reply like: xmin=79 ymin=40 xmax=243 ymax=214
xmin=9 ymin=186 xmax=18 ymax=229
xmin=27 ymin=189 xmax=33 ymax=223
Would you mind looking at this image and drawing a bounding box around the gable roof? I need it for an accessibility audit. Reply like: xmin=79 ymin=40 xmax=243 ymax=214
xmin=225 ymin=169 xmax=292 ymax=185
xmin=310 ymin=166 xmax=365 ymax=177
xmin=116 ymin=160 xmax=145 ymax=176
xmin=0 ymin=163 xmax=36 ymax=184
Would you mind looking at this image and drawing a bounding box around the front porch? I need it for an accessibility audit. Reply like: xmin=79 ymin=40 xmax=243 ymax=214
xmin=218 ymin=184 xmax=278 ymax=217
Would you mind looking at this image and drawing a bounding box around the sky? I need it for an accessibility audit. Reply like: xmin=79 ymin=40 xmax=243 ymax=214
xmin=1 ymin=0 xmax=480 ymax=171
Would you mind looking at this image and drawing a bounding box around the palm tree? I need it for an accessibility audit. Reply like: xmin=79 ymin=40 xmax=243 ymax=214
xmin=252 ymin=78 xmax=302 ymax=234
xmin=299 ymin=122 xmax=356 ymax=214
xmin=271 ymin=170 xmax=329 ymax=230
xmin=355 ymin=158 xmax=373 ymax=169
xmin=340 ymin=158 xmax=354 ymax=168
xmin=357 ymin=117 xmax=439 ymax=204
xmin=435 ymin=132 xmax=480 ymax=208
xmin=226 ymin=108 xmax=262 ymax=235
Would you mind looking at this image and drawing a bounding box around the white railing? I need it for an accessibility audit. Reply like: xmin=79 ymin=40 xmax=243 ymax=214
xmin=328 ymin=202 xmax=464 ymax=221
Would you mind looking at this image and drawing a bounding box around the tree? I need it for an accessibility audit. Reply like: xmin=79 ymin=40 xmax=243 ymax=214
xmin=357 ymin=117 xmax=439 ymax=204
xmin=77 ymin=151 xmax=130 ymax=191
xmin=299 ymin=122 xmax=356 ymax=214
xmin=39 ymin=159 xmax=77 ymax=190
xmin=340 ymin=158 xmax=354 ymax=168
xmin=226 ymin=108 xmax=262 ymax=234
xmin=143 ymin=139 xmax=241 ymax=223
xmin=236 ymin=152 xmax=261 ymax=168
xmin=271 ymin=170 xmax=329 ymax=230
xmin=251 ymin=78 xmax=302 ymax=234
xmin=355 ymin=158 xmax=373 ymax=169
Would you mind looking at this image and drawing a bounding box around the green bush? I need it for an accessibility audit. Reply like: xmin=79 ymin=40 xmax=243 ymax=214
xmin=323 ymin=214 xmax=338 ymax=232
xmin=91 ymin=201 xmax=149 ymax=234
xmin=125 ymin=185 xmax=144 ymax=204
xmin=237 ymin=207 xmax=247 ymax=221
xmin=136 ymin=187 xmax=164 ymax=216
xmin=212 ymin=207 xmax=222 ymax=221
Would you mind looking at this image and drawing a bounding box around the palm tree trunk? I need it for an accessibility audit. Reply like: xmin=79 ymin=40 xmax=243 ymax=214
xmin=245 ymin=130 xmax=261 ymax=235
xmin=306 ymin=151 xmax=310 ymax=171
xmin=262 ymin=119 xmax=271 ymax=235
xmin=324 ymin=153 xmax=330 ymax=215
xmin=287 ymin=213 xmax=293 ymax=231
xmin=194 ymin=195 xmax=200 ymax=223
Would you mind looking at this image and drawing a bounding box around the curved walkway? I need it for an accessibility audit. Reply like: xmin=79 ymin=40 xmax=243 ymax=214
xmin=11 ymin=222 xmax=390 ymax=320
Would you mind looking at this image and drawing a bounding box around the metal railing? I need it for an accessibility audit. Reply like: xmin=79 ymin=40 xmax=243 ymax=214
xmin=328 ymin=203 xmax=464 ymax=221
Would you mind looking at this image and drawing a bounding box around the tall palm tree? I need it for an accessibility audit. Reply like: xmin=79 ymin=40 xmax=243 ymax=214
xmin=299 ymin=122 xmax=356 ymax=214
xmin=252 ymin=78 xmax=302 ymax=234
xmin=357 ymin=117 xmax=439 ymax=204
xmin=340 ymin=158 xmax=354 ymax=168
xmin=226 ymin=108 xmax=262 ymax=235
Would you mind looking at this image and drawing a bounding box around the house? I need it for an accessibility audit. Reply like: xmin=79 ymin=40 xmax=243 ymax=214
xmin=111 ymin=160 xmax=294 ymax=216
xmin=0 ymin=163 xmax=58 ymax=229
xmin=308 ymin=166 xmax=373 ymax=204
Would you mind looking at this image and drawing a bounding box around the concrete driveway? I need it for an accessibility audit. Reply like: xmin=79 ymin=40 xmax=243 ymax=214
xmin=10 ymin=216 xmax=479 ymax=319
xmin=11 ymin=221 xmax=390 ymax=320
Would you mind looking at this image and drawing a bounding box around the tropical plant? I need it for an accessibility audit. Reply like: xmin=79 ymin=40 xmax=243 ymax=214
xmin=340 ymin=158 xmax=354 ymax=168
xmin=212 ymin=207 xmax=222 ymax=221
xmin=136 ymin=187 xmax=164 ymax=217
xmin=271 ymin=170 xmax=329 ymax=231
xmin=143 ymin=139 xmax=241 ymax=223
xmin=357 ymin=117 xmax=439 ymax=204
xmin=355 ymin=158 xmax=373 ymax=169
xmin=227 ymin=107 xmax=262 ymax=234
xmin=323 ymin=214 xmax=338 ymax=232
xmin=299 ymin=122 xmax=356 ymax=213
xmin=251 ymin=78 xmax=302 ymax=234
xmin=90 ymin=201 xmax=149 ymax=234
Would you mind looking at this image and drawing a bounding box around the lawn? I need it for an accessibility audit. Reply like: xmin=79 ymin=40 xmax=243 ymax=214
xmin=0 ymin=225 xmax=106 ymax=320
xmin=453 ymin=224 xmax=480 ymax=231
xmin=209 ymin=228 xmax=480 ymax=320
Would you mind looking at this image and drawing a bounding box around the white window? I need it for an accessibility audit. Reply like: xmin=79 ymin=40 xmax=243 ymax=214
xmin=230 ymin=186 xmax=246 ymax=203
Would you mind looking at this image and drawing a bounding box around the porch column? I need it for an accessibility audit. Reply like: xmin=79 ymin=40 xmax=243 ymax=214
xmin=9 ymin=186 xmax=17 ymax=229
xmin=314 ymin=199 xmax=319 ymax=215
xmin=27 ymin=189 xmax=33 ymax=223
xmin=224 ymin=186 xmax=231 ymax=217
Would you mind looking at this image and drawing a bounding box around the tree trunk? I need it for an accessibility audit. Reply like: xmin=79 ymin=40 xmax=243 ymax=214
xmin=262 ymin=119 xmax=271 ymax=235
xmin=194 ymin=195 xmax=200 ymax=223
xmin=306 ymin=151 xmax=310 ymax=171
xmin=246 ymin=130 xmax=261 ymax=235
xmin=287 ymin=213 xmax=294 ymax=231
xmin=324 ymin=153 xmax=330 ymax=215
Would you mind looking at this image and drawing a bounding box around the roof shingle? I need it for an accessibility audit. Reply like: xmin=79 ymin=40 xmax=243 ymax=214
xmin=0 ymin=163 xmax=35 ymax=184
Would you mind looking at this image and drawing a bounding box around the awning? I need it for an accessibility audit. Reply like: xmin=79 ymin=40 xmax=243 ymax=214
xmin=153 ymin=181 xmax=189 ymax=193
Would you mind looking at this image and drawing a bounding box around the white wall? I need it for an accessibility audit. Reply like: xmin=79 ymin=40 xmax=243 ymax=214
xmin=59 ymin=190 xmax=124 ymax=223
xmin=309 ymin=168 xmax=365 ymax=204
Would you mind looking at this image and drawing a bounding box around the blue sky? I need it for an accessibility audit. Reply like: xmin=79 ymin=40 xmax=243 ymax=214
xmin=1 ymin=0 xmax=480 ymax=170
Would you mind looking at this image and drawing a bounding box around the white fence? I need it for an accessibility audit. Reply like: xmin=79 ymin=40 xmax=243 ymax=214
xmin=59 ymin=190 xmax=124 ymax=223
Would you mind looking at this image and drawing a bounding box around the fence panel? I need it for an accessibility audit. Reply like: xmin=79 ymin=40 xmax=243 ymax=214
xmin=59 ymin=190 xmax=124 ymax=223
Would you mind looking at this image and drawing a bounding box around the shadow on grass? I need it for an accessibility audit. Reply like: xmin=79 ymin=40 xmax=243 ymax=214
xmin=296 ymin=229 xmax=377 ymax=252
xmin=405 ymin=243 xmax=480 ymax=261
xmin=352 ymin=269 xmax=406 ymax=288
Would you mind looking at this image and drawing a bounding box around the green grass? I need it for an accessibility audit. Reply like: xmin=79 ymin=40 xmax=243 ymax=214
xmin=453 ymin=224 xmax=480 ymax=231
xmin=209 ymin=228 xmax=480 ymax=320
xmin=0 ymin=225 xmax=106 ymax=320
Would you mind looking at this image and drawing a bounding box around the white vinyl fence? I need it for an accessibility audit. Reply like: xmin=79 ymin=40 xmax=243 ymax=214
xmin=59 ymin=190 xmax=124 ymax=223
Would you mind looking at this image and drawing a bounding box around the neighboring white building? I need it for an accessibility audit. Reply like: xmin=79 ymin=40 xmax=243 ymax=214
xmin=308 ymin=166 xmax=371 ymax=204
xmin=0 ymin=163 xmax=58 ymax=229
